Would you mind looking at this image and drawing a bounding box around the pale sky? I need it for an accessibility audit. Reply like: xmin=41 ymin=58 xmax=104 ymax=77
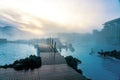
xmin=0 ymin=0 xmax=120 ymax=36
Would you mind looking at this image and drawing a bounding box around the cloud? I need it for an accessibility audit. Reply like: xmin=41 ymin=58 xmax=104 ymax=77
xmin=0 ymin=9 xmax=74 ymax=37
xmin=0 ymin=0 xmax=120 ymax=37
xmin=0 ymin=9 xmax=43 ymax=34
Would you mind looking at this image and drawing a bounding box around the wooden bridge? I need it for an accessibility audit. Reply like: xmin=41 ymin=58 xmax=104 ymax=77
xmin=0 ymin=44 xmax=88 ymax=80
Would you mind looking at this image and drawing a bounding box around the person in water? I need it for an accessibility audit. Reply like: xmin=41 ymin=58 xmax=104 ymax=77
xmin=89 ymin=48 xmax=94 ymax=55
xmin=34 ymin=44 xmax=40 ymax=56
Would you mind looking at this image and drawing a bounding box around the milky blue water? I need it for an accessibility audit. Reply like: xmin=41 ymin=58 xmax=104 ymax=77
xmin=60 ymin=42 xmax=120 ymax=80
xmin=0 ymin=43 xmax=37 ymax=65
xmin=1 ymin=42 xmax=120 ymax=80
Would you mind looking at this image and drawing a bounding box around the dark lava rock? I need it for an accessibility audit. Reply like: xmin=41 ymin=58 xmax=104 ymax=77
xmin=98 ymin=50 xmax=120 ymax=60
xmin=65 ymin=56 xmax=82 ymax=74
xmin=0 ymin=55 xmax=42 ymax=71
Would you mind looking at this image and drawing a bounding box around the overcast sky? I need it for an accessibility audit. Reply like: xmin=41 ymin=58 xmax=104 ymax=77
xmin=0 ymin=0 xmax=120 ymax=36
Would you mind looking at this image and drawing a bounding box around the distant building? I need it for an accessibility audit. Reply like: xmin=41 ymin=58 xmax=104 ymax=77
xmin=0 ymin=39 xmax=7 ymax=43
xmin=93 ymin=18 xmax=120 ymax=45
xmin=103 ymin=18 xmax=120 ymax=44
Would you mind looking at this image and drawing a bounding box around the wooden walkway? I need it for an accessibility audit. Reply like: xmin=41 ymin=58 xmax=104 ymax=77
xmin=41 ymin=52 xmax=66 ymax=65
xmin=0 ymin=45 xmax=88 ymax=80
xmin=0 ymin=64 xmax=87 ymax=80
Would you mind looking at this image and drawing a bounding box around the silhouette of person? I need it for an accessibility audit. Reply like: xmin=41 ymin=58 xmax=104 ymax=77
xmin=89 ymin=48 xmax=94 ymax=55
xmin=34 ymin=44 xmax=40 ymax=56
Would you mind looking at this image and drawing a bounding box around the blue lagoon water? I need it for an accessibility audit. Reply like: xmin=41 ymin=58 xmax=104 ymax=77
xmin=60 ymin=42 xmax=120 ymax=80
xmin=0 ymin=43 xmax=37 ymax=65
xmin=1 ymin=42 xmax=120 ymax=80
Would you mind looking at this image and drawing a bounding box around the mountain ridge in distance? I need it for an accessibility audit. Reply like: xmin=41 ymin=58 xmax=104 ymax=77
xmin=0 ymin=26 xmax=39 ymax=40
